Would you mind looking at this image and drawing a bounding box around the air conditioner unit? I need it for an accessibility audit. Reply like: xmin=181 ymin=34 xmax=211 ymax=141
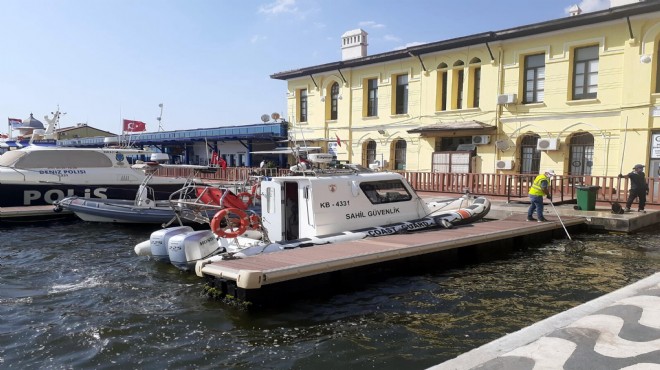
xmin=497 ymin=93 xmax=517 ymax=105
xmin=472 ymin=135 xmax=491 ymax=145
xmin=496 ymin=159 xmax=514 ymax=170
xmin=537 ymin=137 xmax=560 ymax=151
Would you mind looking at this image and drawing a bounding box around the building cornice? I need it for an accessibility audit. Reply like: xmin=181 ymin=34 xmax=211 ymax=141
xmin=271 ymin=1 xmax=660 ymax=81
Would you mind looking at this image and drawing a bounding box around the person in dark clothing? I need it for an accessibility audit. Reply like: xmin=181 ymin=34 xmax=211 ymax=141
xmin=618 ymin=164 xmax=648 ymax=213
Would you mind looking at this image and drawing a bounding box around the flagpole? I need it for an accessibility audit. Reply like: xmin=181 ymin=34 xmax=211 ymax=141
xmin=205 ymin=137 xmax=210 ymax=166
xmin=119 ymin=107 xmax=124 ymax=147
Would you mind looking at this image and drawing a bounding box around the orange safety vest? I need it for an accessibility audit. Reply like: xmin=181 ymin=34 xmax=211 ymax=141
xmin=529 ymin=174 xmax=549 ymax=196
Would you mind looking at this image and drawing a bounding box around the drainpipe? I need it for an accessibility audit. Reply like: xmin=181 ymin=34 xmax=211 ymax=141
xmin=495 ymin=47 xmax=505 ymax=158
xmin=347 ymin=70 xmax=353 ymax=162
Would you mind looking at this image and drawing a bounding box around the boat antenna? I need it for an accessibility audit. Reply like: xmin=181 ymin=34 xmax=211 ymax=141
xmin=156 ymin=103 xmax=164 ymax=131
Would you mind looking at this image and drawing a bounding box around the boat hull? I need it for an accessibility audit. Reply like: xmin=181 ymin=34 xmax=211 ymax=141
xmin=57 ymin=196 xmax=182 ymax=224
xmin=0 ymin=183 xmax=184 ymax=207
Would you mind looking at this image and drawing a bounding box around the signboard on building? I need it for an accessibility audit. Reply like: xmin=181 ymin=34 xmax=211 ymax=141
xmin=652 ymin=133 xmax=660 ymax=158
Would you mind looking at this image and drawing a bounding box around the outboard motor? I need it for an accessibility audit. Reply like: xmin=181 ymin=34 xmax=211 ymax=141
xmin=150 ymin=226 xmax=193 ymax=262
xmin=167 ymin=230 xmax=223 ymax=271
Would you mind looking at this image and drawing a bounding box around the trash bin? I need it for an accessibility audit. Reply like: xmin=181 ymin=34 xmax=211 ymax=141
xmin=575 ymin=185 xmax=601 ymax=211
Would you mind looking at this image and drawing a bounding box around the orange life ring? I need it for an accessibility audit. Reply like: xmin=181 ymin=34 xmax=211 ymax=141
xmin=210 ymin=208 xmax=249 ymax=238
xmin=237 ymin=192 xmax=253 ymax=207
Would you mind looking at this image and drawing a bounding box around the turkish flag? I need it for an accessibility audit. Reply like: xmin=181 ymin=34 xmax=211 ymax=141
xmin=123 ymin=119 xmax=146 ymax=132
xmin=335 ymin=133 xmax=341 ymax=147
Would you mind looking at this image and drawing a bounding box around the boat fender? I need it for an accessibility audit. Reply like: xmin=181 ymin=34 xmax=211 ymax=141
xmin=240 ymin=229 xmax=263 ymax=239
xmin=210 ymin=208 xmax=249 ymax=238
xmin=134 ymin=240 xmax=152 ymax=256
xmin=237 ymin=192 xmax=253 ymax=207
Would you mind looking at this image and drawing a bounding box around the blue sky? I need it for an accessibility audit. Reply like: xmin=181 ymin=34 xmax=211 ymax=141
xmin=0 ymin=0 xmax=610 ymax=135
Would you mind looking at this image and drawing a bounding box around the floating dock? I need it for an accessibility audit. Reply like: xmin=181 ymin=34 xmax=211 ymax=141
xmin=197 ymin=214 xmax=586 ymax=304
xmin=0 ymin=205 xmax=72 ymax=222
xmin=198 ymin=197 xmax=659 ymax=305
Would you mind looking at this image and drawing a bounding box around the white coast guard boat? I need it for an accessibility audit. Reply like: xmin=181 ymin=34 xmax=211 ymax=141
xmin=0 ymin=146 xmax=190 ymax=207
xmin=134 ymin=153 xmax=491 ymax=271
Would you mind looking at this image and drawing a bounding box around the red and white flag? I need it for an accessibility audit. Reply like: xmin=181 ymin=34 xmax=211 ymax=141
xmin=335 ymin=133 xmax=342 ymax=147
xmin=122 ymin=119 xmax=146 ymax=132
xmin=8 ymin=118 xmax=22 ymax=128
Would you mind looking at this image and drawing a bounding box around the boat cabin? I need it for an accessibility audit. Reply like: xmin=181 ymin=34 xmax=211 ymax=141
xmin=259 ymin=171 xmax=429 ymax=242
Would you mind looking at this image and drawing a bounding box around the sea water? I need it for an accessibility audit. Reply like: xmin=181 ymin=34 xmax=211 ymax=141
xmin=0 ymin=220 xmax=658 ymax=369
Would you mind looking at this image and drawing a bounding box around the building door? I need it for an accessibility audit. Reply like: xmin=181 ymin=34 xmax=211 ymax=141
xmin=393 ymin=140 xmax=407 ymax=170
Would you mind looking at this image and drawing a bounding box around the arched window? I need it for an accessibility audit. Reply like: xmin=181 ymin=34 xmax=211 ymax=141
xmin=436 ymin=62 xmax=448 ymax=111
xmin=363 ymin=140 xmax=377 ymax=167
xmin=393 ymin=140 xmax=407 ymax=170
xmin=453 ymin=60 xmax=465 ymax=109
xmin=569 ymin=132 xmax=594 ymax=175
xmin=469 ymin=58 xmax=482 ymax=108
xmin=519 ymin=134 xmax=540 ymax=174
xmin=330 ymin=82 xmax=339 ymax=120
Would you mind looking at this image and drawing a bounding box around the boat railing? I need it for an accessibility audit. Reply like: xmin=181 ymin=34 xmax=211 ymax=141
xmin=288 ymin=163 xmax=373 ymax=177
xmin=164 ymin=182 xmax=261 ymax=227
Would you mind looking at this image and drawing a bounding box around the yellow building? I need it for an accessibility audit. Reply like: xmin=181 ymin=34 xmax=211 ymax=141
xmin=271 ymin=1 xmax=660 ymax=179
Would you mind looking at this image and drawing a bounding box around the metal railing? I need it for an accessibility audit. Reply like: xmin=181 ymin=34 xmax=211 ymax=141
xmin=154 ymin=166 xmax=659 ymax=205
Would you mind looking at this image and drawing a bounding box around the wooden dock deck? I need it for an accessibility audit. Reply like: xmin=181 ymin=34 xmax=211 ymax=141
xmin=198 ymin=214 xmax=585 ymax=304
xmin=0 ymin=205 xmax=72 ymax=222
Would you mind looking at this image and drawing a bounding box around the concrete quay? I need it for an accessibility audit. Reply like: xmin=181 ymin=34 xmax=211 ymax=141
xmin=431 ymin=272 xmax=660 ymax=370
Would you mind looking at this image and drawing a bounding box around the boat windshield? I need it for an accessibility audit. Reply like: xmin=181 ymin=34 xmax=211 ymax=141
xmin=10 ymin=150 xmax=114 ymax=169
xmin=0 ymin=150 xmax=27 ymax=167
xmin=360 ymin=180 xmax=412 ymax=205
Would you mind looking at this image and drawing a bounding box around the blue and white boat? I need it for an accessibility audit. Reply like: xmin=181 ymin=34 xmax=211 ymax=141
xmin=0 ymin=146 xmax=192 ymax=207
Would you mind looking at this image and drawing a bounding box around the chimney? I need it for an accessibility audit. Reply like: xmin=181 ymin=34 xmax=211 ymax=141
xmin=568 ymin=4 xmax=582 ymax=16
xmin=341 ymin=29 xmax=368 ymax=61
